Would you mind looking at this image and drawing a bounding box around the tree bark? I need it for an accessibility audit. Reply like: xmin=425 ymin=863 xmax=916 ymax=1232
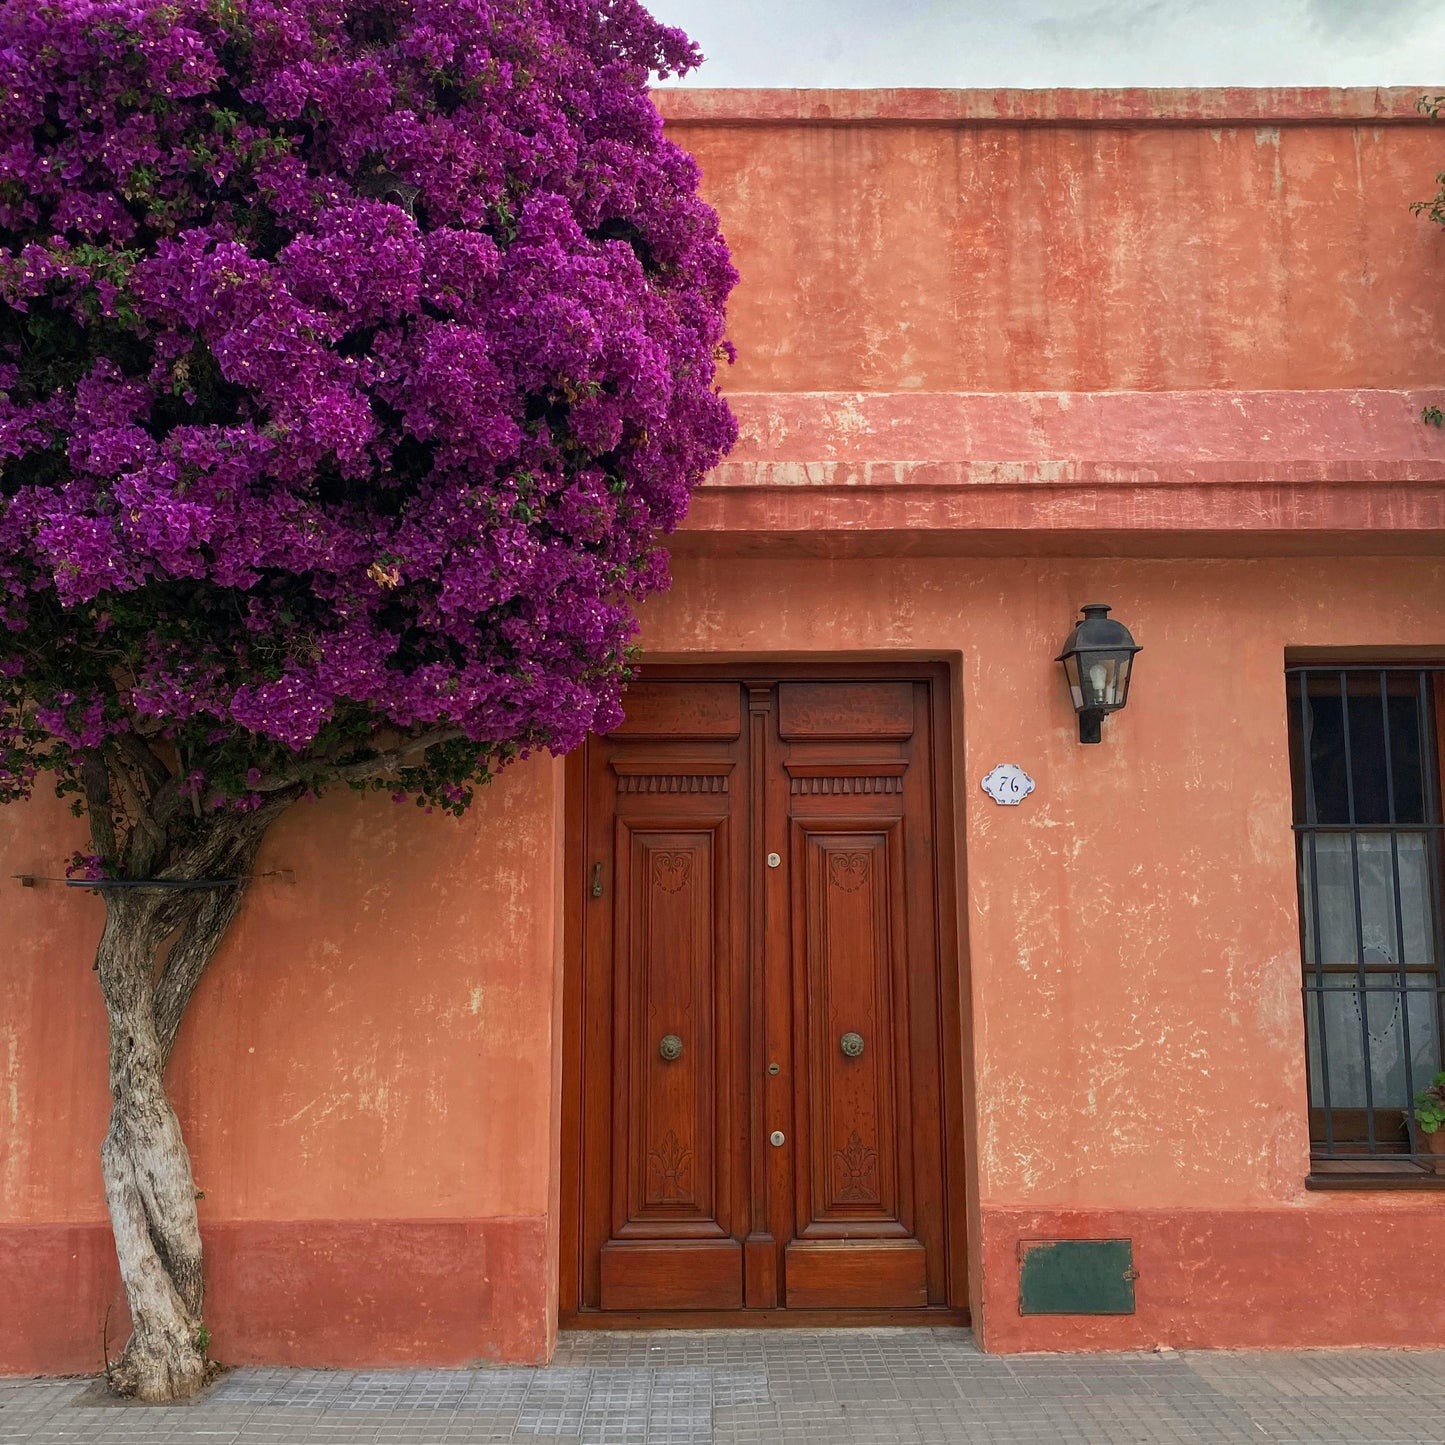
xmin=91 ymin=795 xmax=297 ymax=1401
xmin=97 ymin=902 xmax=208 ymax=1401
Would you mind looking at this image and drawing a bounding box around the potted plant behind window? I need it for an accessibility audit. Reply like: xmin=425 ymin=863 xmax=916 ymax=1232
xmin=1413 ymin=1073 xmax=1445 ymax=1171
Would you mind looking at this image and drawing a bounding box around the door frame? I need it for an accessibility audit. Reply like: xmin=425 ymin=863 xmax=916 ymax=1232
xmin=559 ymin=658 xmax=974 ymax=1327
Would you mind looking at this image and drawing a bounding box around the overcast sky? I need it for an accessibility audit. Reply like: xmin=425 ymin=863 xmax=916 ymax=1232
xmin=649 ymin=0 xmax=1445 ymax=89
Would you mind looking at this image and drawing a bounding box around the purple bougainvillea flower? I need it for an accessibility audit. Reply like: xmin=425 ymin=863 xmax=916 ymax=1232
xmin=0 ymin=0 xmax=736 ymax=813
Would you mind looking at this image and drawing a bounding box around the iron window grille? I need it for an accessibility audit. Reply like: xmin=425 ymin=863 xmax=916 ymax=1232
xmin=1287 ymin=666 xmax=1445 ymax=1175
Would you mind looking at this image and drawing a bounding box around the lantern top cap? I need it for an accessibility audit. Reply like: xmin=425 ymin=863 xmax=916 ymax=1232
xmin=1055 ymin=601 xmax=1142 ymax=662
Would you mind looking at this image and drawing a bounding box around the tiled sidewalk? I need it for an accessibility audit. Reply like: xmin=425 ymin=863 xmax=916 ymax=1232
xmin=2 ymin=1330 xmax=1444 ymax=1444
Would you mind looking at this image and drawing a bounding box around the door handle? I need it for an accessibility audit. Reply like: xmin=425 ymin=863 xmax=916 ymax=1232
xmin=659 ymin=1034 xmax=684 ymax=1061
xmin=840 ymin=1032 xmax=865 ymax=1058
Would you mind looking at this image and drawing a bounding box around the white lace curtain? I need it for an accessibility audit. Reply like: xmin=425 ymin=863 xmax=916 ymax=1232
xmin=1301 ymin=833 xmax=1440 ymax=1110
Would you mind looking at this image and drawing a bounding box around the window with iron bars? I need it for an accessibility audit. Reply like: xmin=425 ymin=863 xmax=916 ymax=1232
xmin=1287 ymin=665 xmax=1445 ymax=1185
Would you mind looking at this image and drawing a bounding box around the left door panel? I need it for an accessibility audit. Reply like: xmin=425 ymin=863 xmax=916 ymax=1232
xmin=581 ymin=684 xmax=749 ymax=1311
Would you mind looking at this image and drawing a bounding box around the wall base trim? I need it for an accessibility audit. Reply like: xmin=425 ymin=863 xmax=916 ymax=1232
xmin=979 ymin=1204 xmax=1445 ymax=1352
xmin=12 ymin=1203 xmax=1441 ymax=1374
xmin=0 ymin=1217 xmax=551 ymax=1377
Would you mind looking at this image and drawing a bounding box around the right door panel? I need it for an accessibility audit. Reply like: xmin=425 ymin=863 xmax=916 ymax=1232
xmin=777 ymin=681 xmax=945 ymax=1309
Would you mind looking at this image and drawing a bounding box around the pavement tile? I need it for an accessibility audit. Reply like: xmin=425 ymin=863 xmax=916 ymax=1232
xmin=5 ymin=1330 xmax=1445 ymax=1442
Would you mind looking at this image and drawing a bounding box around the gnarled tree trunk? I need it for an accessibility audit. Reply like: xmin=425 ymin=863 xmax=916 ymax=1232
xmin=97 ymin=902 xmax=207 ymax=1400
xmin=77 ymin=727 xmax=445 ymax=1399
xmin=88 ymin=787 xmax=298 ymax=1401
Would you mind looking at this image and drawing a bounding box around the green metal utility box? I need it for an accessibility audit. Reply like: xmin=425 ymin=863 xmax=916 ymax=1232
xmin=1017 ymin=1238 xmax=1137 ymax=1315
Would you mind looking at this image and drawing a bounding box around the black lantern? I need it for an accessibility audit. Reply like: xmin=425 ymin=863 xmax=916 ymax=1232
xmin=1056 ymin=603 xmax=1141 ymax=744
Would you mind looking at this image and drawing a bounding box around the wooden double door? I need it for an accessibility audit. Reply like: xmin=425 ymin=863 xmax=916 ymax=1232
xmin=563 ymin=668 xmax=967 ymax=1321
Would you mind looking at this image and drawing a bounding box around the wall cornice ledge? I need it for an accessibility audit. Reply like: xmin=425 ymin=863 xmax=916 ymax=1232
xmin=674 ymin=475 xmax=1445 ymax=556
xmin=675 ymin=389 xmax=1445 ymax=555
xmin=721 ymin=389 xmax=1445 ymax=471
xmin=654 ymin=86 xmax=1441 ymax=128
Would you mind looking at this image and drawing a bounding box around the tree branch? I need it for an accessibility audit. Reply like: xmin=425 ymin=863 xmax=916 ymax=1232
xmin=251 ymin=727 xmax=469 ymax=793
xmin=330 ymin=727 xmax=470 ymax=783
xmin=146 ymin=773 xmax=188 ymax=836
xmin=152 ymin=791 xmax=300 ymax=1064
xmin=81 ymin=750 xmax=119 ymax=865
xmin=113 ymin=733 xmax=172 ymax=797
xmin=106 ymin=747 xmax=168 ymax=876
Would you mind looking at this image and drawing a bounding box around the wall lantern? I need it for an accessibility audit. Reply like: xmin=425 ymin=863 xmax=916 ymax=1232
xmin=1055 ymin=603 xmax=1141 ymax=744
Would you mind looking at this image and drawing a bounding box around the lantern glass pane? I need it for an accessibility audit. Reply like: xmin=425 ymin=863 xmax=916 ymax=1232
xmin=1079 ymin=652 xmax=1134 ymax=709
xmin=1062 ymin=654 xmax=1084 ymax=710
xmin=1114 ymin=653 xmax=1133 ymax=705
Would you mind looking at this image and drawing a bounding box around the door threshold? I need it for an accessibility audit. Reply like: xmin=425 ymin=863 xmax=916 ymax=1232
xmin=562 ymin=1307 xmax=971 ymax=1331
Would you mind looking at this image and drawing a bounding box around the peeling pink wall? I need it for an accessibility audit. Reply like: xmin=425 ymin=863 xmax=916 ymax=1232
xmin=0 ymin=756 xmax=566 ymax=1372
xmin=6 ymin=89 xmax=1445 ymax=1369
xmin=659 ymin=92 xmax=1445 ymax=394
xmin=637 ymin=553 xmax=1445 ymax=1348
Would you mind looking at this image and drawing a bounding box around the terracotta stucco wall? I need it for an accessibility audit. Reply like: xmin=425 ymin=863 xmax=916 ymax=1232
xmin=0 ymin=756 xmax=566 ymax=1372
xmin=660 ymin=90 xmax=1445 ymax=561
xmin=10 ymin=558 xmax=1441 ymax=1364
xmin=5 ymin=90 xmax=1445 ymax=1369
xmin=660 ymin=92 xmax=1445 ymax=395
xmin=640 ymin=552 xmax=1445 ymax=1350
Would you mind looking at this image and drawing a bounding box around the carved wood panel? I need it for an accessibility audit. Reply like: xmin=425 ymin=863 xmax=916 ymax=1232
xmin=624 ymin=830 xmax=718 ymax=1223
xmin=609 ymin=682 xmax=742 ymax=740
xmin=581 ymin=704 xmax=747 ymax=1312
xmin=796 ymin=826 xmax=909 ymax=1229
xmin=778 ymin=682 xmax=915 ymax=741
xmin=778 ymin=678 xmax=942 ymax=1310
xmin=613 ymin=759 xmax=735 ymax=795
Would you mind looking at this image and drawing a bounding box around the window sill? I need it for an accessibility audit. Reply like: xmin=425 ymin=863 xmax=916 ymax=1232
xmin=1306 ymin=1159 xmax=1445 ymax=1191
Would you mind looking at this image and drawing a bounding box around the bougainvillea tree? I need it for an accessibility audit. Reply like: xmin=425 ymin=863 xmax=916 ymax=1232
xmin=0 ymin=0 xmax=734 ymax=1400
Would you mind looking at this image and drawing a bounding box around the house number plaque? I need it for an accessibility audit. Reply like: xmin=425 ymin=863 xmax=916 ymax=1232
xmin=981 ymin=763 xmax=1035 ymax=807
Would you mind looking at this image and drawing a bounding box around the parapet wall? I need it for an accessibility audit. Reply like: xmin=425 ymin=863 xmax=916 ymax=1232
xmin=659 ymin=87 xmax=1445 ymax=396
